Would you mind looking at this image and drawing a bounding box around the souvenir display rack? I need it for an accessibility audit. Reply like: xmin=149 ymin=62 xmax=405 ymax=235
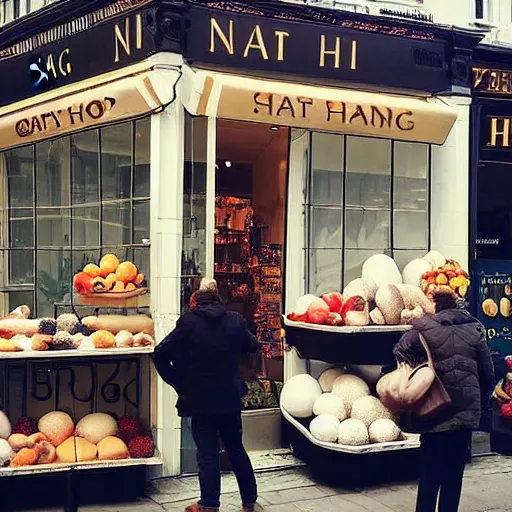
xmin=214 ymin=197 xmax=284 ymax=409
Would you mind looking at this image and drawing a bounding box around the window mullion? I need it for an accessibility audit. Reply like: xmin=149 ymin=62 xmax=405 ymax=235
xmin=390 ymin=140 xmax=395 ymax=259
xmin=340 ymin=135 xmax=347 ymax=291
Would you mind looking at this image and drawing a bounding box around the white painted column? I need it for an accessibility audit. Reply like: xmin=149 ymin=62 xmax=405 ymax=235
xmin=150 ymin=74 xmax=185 ymax=477
xmin=430 ymin=96 xmax=472 ymax=270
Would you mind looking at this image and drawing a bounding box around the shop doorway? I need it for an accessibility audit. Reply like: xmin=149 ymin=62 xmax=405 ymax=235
xmin=180 ymin=118 xmax=290 ymax=473
xmin=215 ymin=120 xmax=288 ymax=414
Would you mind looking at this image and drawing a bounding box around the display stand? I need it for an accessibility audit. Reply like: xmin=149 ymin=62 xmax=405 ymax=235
xmin=281 ymin=318 xmax=421 ymax=485
xmin=0 ymin=300 xmax=161 ymax=511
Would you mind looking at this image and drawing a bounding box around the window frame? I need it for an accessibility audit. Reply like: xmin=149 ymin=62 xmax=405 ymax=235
xmin=0 ymin=118 xmax=151 ymax=316
xmin=303 ymin=131 xmax=431 ymax=295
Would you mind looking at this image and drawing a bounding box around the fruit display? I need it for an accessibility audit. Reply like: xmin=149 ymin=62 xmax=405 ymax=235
xmin=286 ymin=250 xmax=469 ymax=328
xmin=280 ymin=370 xmax=405 ymax=447
xmin=73 ymin=254 xmax=146 ymax=296
xmin=0 ymin=306 xmax=155 ymax=355
xmin=420 ymin=258 xmax=470 ymax=299
xmin=0 ymin=411 xmax=154 ymax=468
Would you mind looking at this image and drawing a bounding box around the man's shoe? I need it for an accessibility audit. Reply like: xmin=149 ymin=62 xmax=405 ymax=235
xmin=185 ymin=503 xmax=219 ymax=512
xmin=242 ymin=504 xmax=263 ymax=512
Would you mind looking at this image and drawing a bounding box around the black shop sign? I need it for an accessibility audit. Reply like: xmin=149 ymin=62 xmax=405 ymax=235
xmin=184 ymin=6 xmax=451 ymax=93
xmin=0 ymin=9 xmax=153 ymax=107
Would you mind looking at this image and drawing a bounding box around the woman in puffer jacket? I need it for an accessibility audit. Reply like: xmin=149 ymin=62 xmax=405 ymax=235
xmin=393 ymin=288 xmax=495 ymax=512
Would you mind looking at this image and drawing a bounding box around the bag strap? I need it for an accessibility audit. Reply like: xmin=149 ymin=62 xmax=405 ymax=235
xmin=418 ymin=332 xmax=434 ymax=367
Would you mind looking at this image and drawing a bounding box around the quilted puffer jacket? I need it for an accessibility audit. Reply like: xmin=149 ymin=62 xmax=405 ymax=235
xmin=393 ymin=309 xmax=495 ymax=433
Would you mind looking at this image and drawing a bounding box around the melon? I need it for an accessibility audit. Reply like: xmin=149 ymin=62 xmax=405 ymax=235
xmin=337 ymin=419 xmax=369 ymax=446
xmin=342 ymin=278 xmax=376 ymax=302
xmin=318 ymin=368 xmax=345 ymax=392
xmin=403 ymin=258 xmax=432 ymax=287
xmin=97 ymin=436 xmax=130 ymax=460
xmin=423 ymin=251 xmax=445 ymax=269
xmin=0 ymin=439 xmax=13 ymax=466
xmin=309 ymin=414 xmax=340 ymax=443
xmin=350 ymin=396 xmax=394 ymax=427
xmin=369 ymin=418 xmax=402 ymax=443
xmin=362 ymin=254 xmax=402 ymax=289
xmin=395 ymin=284 xmax=435 ymax=314
xmin=75 ymin=413 xmax=118 ymax=445
xmin=56 ymin=437 xmax=97 ymax=463
xmin=313 ymin=393 xmax=347 ymax=421
xmin=332 ymin=375 xmax=370 ymax=415
xmin=38 ymin=411 xmax=74 ymax=447
xmin=280 ymin=374 xmax=322 ymax=418
xmin=375 ymin=284 xmax=405 ymax=325
xmin=0 ymin=410 xmax=11 ymax=440
xmin=369 ymin=308 xmax=386 ymax=325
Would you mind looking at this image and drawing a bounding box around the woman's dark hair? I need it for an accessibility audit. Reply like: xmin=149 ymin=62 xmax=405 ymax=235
xmin=432 ymin=288 xmax=458 ymax=312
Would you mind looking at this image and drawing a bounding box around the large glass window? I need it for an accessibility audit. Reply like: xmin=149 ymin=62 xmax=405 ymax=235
xmin=0 ymin=118 xmax=151 ymax=316
xmin=305 ymin=132 xmax=430 ymax=296
xmin=180 ymin=113 xmax=207 ymax=313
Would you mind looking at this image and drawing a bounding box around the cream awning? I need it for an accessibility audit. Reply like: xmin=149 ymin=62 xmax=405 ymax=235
xmin=0 ymin=60 xmax=180 ymax=151
xmin=182 ymin=67 xmax=457 ymax=145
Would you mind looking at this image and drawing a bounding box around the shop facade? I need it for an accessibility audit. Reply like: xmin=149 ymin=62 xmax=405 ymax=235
xmin=0 ymin=0 xmax=186 ymax=495
xmin=173 ymin=1 xmax=481 ymax=474
xmin=0 ymin=0 xmax=483 ymax=488
xmin=470 ymin=46 xmax=512 ymax=453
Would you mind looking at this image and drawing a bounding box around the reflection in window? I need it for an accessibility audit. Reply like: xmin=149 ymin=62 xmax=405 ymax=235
xmin=305 ymin=133 xmax=430 ymax=294
xmin=181 ymin=113 xmax=207 ymax=313
xmin=0 ymin=118 xmax=151 ymax=315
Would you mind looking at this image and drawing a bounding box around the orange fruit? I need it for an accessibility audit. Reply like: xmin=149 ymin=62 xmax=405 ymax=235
xmin=112 ymin=281 xmax=125 ymax=292
xmin=125 ymin=283 xmax=136 ymax=291
xmin=134 ymin=273 xmax=145 ymax=286
xmin=115 ymin=261 xmax=138 ymax=283
xmin=99 ymin=254 xmax=120 ymax=278
xmin=83 ymin=264 xmax=101 ymax=278
xmin=105 ymin=273 xmax=117 ymax=291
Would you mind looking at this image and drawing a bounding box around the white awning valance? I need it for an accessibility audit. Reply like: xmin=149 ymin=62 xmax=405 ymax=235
xmin=182 ymin=66 xmax=457 ymax=145
xmin=0 ymin=60 xmax=180 ymax=151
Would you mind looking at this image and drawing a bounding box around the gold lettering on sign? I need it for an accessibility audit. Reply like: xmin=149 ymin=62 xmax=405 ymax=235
xmin=252 ymin=93 xmax=416 ymax=132
xmin=46 ymin=48 xmax=71 ymax=79
xmin=319 ymin=35 xmax=340 ymax=68
xmin=58 ymin=49 xmax=72 ymax=76
xmin=210 ymin=18 xmax=234 ymax=54
xmin=351 ymin=40 xmax=357 ymax=70
xmin=243 ymin=25 xmax=269 ymax=60
xmin=275 ymin=30 xmax=289 ymax=61
xmin=488 ymin=117 xmax=511 ymax=147
xmin=473 ymin=67 xmax=488 ymax=89
xmin=15 ymin=98 xmax=117 ymax=139
xmin=114 ymin=14 xmax=143 ymax=63
xmin=473 ymin=67 xmax=512 ymax=95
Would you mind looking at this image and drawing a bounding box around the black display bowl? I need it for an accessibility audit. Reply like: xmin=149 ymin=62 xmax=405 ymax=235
xmin=282 ymin=318 xmax=410 ymax=366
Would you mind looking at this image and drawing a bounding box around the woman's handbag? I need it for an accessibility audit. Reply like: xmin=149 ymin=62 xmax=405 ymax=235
xmin=377 ymin=333 xmax=451 ymax=417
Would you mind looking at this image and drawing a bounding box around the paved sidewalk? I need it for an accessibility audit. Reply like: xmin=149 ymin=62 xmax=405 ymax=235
xmin=19 ymin=455 xmax=512 ymax=511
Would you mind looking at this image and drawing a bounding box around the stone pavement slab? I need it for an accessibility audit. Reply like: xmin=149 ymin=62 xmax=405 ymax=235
xmin=15 ymin=455 xmax=512 ymax=511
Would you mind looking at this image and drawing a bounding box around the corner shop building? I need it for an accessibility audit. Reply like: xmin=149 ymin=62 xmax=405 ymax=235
xmin=0 ymin=0 xmax=481 ymax=477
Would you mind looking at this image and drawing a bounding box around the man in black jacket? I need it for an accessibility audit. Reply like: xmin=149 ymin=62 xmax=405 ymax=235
xmin=153 ymin=279 xmax=260 ymax=512
xmin=394 ymin=288 xmax=495 ymax=512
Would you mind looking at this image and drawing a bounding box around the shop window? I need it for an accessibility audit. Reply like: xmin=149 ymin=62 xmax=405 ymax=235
xmin=0 ymin=118 xmax=151 ymax=317
xmin=180 ymin=113 xmax=207 ymax=313
xmin=474 ymin=0 xmax=490 ymax=22
xmin=305 ymin=133 xmax=430 ymax=295
xmin=0 ymin=0 xmax=51 ymax=26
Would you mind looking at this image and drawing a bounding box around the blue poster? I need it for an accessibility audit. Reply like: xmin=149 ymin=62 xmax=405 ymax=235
xmin=476 ymin=259 xmax=512 ymax=357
